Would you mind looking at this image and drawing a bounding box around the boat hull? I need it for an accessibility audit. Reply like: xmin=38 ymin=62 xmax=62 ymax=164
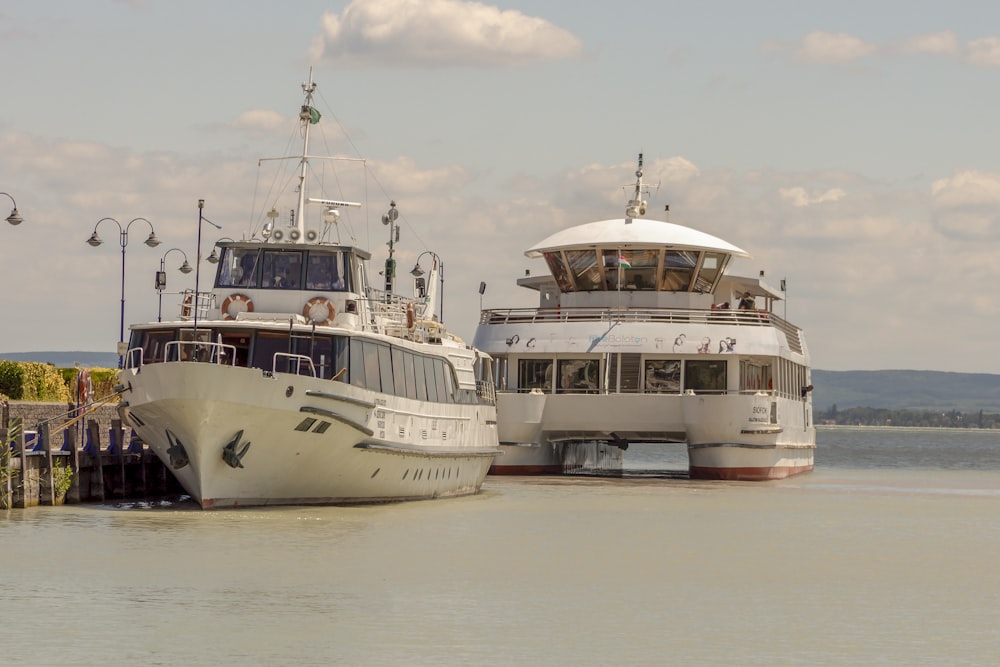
xmin=682 ymin=392 xmax=815 ymax=480
xmin=119 ymin=362 xmax=499 ymax=508
xmin=489 ymin=440 xmax=624 ymax=475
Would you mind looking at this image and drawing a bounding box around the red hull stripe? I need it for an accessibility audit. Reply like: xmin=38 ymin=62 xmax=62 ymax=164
xmin=489 ymin=464 xmax=565 ymax=475
xmin=688 ymin=463 xmax=814 ymax=481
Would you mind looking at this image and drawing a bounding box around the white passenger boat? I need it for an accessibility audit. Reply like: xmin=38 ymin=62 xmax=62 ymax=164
xmin=473 ymin=155 xmax=814 ymax=480
xmin=117 ymin=72 xmax=499 ymax=508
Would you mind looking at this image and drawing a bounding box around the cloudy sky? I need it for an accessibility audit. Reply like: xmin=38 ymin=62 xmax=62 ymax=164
xmin=2 ymin=0 xmax=1000 ymax=373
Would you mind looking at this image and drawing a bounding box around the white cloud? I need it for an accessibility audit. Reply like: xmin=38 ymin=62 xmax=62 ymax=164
xmin=794 ymin=31 xmax=876 ymax=64
xmin=901 ymin=31 xmax=958 ymax=56
xmin=311 ymin=0 xmax=583 ymax=67
xmin=779 ymin=186 xmax=847 ymax=207
xmin=232 ymin=110 xmax=288 ymax=135
xmin=965 ymin=36 xmax=1000 ymax=66
xmin=930 ymin=170 xmax=1000 ymax=238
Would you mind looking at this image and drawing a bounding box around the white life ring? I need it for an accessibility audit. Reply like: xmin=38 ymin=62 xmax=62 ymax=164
xmin=303 ymin=297 xmax=336 ymax=325
xmin=222 ymin=293 xmax=254 ymax=320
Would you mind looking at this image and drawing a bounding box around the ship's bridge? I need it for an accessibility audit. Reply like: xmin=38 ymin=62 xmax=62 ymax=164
xmin=522 ymin=217 xmax=752 ymax=310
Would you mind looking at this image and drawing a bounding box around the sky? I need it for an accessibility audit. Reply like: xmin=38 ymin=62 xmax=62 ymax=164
xmin=2 ymin=0 xmax=1000 ymax=373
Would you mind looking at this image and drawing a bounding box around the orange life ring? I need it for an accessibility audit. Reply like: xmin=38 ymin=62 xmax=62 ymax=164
xmin=221 ymin=293 xmax=254 ymax=320
xmin=181 ymin=293 xmax=193 ymax=318
xmin=406 ymin=304 xmax=415 ymax=329
xmin=77 ymin=369 xmax=92 ymax=406
xmin=303 ymin=297 xmax=336 ymax=325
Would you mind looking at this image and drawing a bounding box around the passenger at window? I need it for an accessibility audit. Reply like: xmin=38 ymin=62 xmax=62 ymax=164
xmin=738 ymin=292 xmax=755 ymax=310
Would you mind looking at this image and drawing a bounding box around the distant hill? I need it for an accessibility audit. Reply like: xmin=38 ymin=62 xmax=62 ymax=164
xmin=812 ymin=370 xmax=1000 ymax=413
xmin=0 ymin=351 xmax=118 ymax=368
xmin=2 ymin=353 xmax=998 ymax=413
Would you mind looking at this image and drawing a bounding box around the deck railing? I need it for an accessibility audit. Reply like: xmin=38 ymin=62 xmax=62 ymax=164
xmin=480 ymin=306 xmax=804 ymax=353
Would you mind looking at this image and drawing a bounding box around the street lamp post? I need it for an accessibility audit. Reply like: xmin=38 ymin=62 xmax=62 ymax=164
xmin=409 ymin=251 xmax=444 ymax=322
xmin=156 ymin=248 xmax=193 ymax=322
xmin=1 ymin=192 xmax=24 ymax=225
xmin=87 ymin=217 xmax=161 ymax=367
xmin=193 ymin=200 xmax=222 ymax=349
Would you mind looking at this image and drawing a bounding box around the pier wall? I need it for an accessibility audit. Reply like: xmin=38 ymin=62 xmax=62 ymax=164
xmin=2 ymin=401 xmax=183 ymax=509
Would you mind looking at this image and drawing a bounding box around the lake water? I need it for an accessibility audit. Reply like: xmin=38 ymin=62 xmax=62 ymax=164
xmin=3 ymin=427 xmax=1000 ymax=666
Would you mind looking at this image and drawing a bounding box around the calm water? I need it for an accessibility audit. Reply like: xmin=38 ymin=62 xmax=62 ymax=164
xmin=3 ymin=427 xmax=1000 ymax=666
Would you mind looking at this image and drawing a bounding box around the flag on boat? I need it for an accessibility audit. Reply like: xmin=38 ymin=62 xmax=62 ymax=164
xmin=308 ymin=106 xmax=321 ymax=124
xmin=617 ymin=255 xmax=631 ymax=268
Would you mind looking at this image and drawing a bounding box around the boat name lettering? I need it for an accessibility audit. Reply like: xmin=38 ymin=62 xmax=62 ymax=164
xmin=752 ymin=406 xmax=769 ymax=415
xmin=589 ymin=334 xmax=648 ymax=346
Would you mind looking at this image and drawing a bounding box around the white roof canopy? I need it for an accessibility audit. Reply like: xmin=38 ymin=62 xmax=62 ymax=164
xmin=525 ymin=217 xmax=750 ymax=259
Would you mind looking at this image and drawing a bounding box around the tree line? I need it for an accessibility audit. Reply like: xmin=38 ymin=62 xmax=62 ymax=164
xmin=817 ymin=405 xmax=1000 ymax=429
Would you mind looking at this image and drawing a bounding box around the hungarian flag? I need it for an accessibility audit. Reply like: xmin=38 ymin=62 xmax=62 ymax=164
xmin=617 ymin=255 xmax=631 ymax=268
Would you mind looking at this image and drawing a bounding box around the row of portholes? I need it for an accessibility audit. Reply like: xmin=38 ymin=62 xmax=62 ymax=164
xmin=400 ymin=466 xmax=458 ymax=482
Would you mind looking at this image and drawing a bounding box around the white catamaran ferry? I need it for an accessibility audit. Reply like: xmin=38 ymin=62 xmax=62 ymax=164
xmin=473 ymin=155 xmax=814 ymax=480
xmin=117 ymin=73 xmax=499 ymax=508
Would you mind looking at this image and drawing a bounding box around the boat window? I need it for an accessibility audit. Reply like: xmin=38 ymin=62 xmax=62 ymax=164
xmin=661 ymin=250 xmax=698 ymax=291
xmin=614 ymin=250 xmax=658 ymax=291
xmin=518 ymin=358 xmax=553 ymax=392
xmin=684 ymin=359 xmax=727 ymax=394
xmin=363 ymin=341 xmax=381 ymax=392
xmin=432 ymin=359 xmax=451 ymax=403
xmin=645 ymin=360 xmax=681 ymax=393
xmin=693 ymin=252 xmax=727 ymax=293
xmin=403 ymin=350 xmax=418 ymax=399
xmin=138 ymin=330 xmax=174 ymax=364
xmin=349 ymin=338 xmax=366 ymax=388
xmin=306 ymin=251 xmax=348 ymax=291
xmin=219 ymin=332 xmax=251 ymax=368
xmin=262 ymin=250 xmax=304 ymax=289
xmin=252 ymin=333 xmax=290 ymax=371
xmin=543 ymin=252 xmax=573 ymax=291
xmin=556 ymin=359 xmax=599 ymax=394
xmin=740 ymin=359 xmax=771 ymax=392
xmin=390 ymin=347 xmax=407 ymax=397
xmin=377 ymin=343 xmax=394 ymax=395
xmin=442 ymin=360 xmax=456 ymax=400
xmin=422 ymin=356 xmax=439 ymax=402
xmin=564 ymin=250 xmax=601 ymax=291
xmin=218 ymin=248 xmax=261 ymax=288
xmin=410 ymin=353 xmax=427 ymax=401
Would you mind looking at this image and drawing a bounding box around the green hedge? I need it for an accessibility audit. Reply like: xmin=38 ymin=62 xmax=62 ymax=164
xmin=0 ymin=361 xmax=117 ymax=403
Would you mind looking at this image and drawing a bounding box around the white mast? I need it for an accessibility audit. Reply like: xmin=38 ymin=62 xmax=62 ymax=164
xmin=294 ymin=68 xmax=317 ymax=240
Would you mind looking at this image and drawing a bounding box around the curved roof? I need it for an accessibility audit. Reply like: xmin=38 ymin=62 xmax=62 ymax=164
xmin=525 ymin=217 xmax=750 ymax=259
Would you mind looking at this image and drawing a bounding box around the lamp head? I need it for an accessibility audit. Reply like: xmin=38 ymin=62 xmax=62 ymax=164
xmin=144 ymin=231 xmax=161 ymax=248
xmin=6 ymin=209 xmax=23 ymax=226
xmin=179 ymin=260 xmax=193 ymax=274
xmin=207 ymin=248 xmax=220 ymax=264
xmin=410 ymin=263 xmax=424 ymax=277
xmin=87 ymin=231 xmax=103 ymax=247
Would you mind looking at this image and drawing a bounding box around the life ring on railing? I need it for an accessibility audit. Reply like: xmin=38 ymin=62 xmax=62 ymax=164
xmin=77 ymin=369 xmax=92 ymax=406
xmin=221 ymin=293 xmax=254 ymax=320
xmin=303 ymin=297 xmax=336 ymax=325
xmin=181 ymin=292 xmax=194 ymax=318
xmin=406 ymin=304 xmax=415 ymax=330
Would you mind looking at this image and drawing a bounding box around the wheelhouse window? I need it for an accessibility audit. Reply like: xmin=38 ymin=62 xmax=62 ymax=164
xmin=218 ymin=248 xmax=262 ymax=288
xmin=693 ymin=252 xmax=727 ymax=293
xmin=661 ymin=250 xmax=698 ymax=291
xmin=645 ymin=359 xmax=680 ymax=393
xmin=306 ymin=251 xmax=348 ymax=291
xmin=262 ymin=250 xmax=304 ymax=289
xmin=564 ymin=250 xmax=601 ymax=291
xmin=684 ymin=359 xmax=727 ymax=394
xmin=544 ymin=251 xmax=573 ymax=292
